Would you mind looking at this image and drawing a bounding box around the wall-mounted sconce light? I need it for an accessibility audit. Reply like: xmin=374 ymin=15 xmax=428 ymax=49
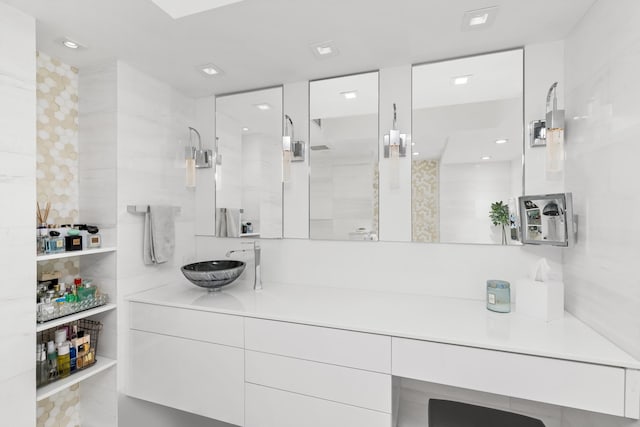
xmin=282 ymin=114 xmax=305 ymax=182
xmin=185 ymin=126 xmax=213 ymax=187
xmin=384 ymin=103 xmax=407 ymax=189
xmin=545 ymin=82 xmax=565 ymax=178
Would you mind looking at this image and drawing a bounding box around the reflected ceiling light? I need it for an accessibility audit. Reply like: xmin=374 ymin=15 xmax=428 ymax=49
xmin=199 ymin=64 xmax=222 ymax=76
xmin=481 ymin=155 xmax=492 ymax=160
xmin=310 ymin=40 xmax=339 ymax=58
xmin=462 ymin=6 xmax=498 ymax=30
xmin=341 ymin=90 xmax=358 ymax=100
xmin=413 ymin=152 xmax=419 ymax=156
xmin=495 ymin=139 xmax=508 ymax=144
xmin=254 ymin=103 xmax=272 ymax=111
xmin=242 ymin=127 xmax=249 ymax=131
xmin=452 ymin=75 xmax=472 ymax=85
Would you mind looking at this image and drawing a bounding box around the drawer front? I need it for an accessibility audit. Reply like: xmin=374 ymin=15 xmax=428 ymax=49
xmin=245 ymin=317 xmax=391 ymax=373
xmin=246 ymin=350 xmax=392 ymax=412
xmin=127 ymin=330 xmax=244 ymax=425
xmin=130 ymin=302 xmax=243 ymax=347
xmin=392 ymin=337 xmax=626 ymax=417
xmin=245 ymin=383 xmax=391 ymax=427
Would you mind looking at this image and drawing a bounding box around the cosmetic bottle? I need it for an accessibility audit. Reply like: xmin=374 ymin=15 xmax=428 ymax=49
xmin=46 ymin=230 xmax=65 ymax=254
xmin=46 ymin=341 xmax=58 ymax=381
xmin=57 ymin=342 xmax=71 ymax=378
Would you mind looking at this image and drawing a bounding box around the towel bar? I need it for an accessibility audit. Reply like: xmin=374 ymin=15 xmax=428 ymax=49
xmin=126 ymin=205 xmax=181 ymax=215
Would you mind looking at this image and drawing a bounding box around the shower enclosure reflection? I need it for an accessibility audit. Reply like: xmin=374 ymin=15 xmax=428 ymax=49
xmin=309 ymin=72 xmax=379 ymax=241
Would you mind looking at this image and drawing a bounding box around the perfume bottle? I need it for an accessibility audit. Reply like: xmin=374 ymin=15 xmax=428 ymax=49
xmin=36 ymin=344 xmax=48 ymax=387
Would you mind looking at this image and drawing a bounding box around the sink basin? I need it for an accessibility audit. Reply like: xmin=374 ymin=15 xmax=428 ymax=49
xmin=181 ymin=260 xmax=246 ymax=292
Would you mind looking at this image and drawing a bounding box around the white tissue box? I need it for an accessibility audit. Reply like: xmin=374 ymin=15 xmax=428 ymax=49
xmin=516 ymin=278 xmax=564 ymax=322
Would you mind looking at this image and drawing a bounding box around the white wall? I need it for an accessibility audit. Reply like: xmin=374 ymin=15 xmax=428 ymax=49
xmin=109 ymin=62 xmax=199 ymax=427
xmin=563 ymin=0 xmax=640 ymax=362
xmin=0 ymin=3 xmax=36 ymax=425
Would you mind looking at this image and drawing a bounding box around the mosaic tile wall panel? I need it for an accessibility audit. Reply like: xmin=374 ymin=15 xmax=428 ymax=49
xmin=37 ymin=384 xmax=81 ymax=427
xmin=36 ymin=51 xmax=79 ymax=225
xmin=412 ymin=159 xmax=439 ymax=243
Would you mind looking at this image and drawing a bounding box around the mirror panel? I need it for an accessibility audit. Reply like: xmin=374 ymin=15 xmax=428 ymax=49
xmin=309 ymin=72 xmax=379 ymax=241
xmin=215 ymin=87 xmax=283 ymax=238
xmin=411 ymin=50 xmax=524 ymax=244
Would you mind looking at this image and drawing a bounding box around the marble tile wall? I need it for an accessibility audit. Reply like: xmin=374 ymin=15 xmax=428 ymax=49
xmin=0 ymin=3 xmax=36 ymax=426
xmin=564 ymin=0 xmax=640 ymax=361
xmin=113 ymin=61 xmax=198 ymax=427
xmin=37 ymin=384 xmax=81 ymax=427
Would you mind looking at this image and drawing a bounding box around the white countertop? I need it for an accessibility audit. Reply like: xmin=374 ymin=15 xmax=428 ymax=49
xmin=128 ymin=280 xmax=640 ymax=370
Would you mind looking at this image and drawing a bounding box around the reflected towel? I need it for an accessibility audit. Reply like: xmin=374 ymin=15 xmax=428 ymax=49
xmin=144 ymin=205 xmax=175 ymax=265
xmin=216 ymin=208 xmax=241 ymax=237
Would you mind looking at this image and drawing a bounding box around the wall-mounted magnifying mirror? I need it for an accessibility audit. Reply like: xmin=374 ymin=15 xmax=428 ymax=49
xmin=309 ymin=72 xmax=379 ymax=241
xmin=215 ymin=87 xmax=283 ymax=238
xmin=411 ymin=49 xmax=524 ymax=245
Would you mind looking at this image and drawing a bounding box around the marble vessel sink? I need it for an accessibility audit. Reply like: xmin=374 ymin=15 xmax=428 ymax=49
xmin=181 ymin=260 xmax=246 ymax=291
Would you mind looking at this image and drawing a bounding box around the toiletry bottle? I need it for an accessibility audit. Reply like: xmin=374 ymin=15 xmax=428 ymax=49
xmin=46 ymin=340 xmax=58 ymax=381
xmin=69 ymin=338 xmax=77 ymax=373
xmin=57 ymin=342 xmax=71 ymax=378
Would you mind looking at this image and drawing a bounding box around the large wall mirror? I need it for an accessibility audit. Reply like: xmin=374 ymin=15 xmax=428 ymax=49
xmin=215 ymin=87 xmax=283 ymax=239
xmin=309 ymin=72 xmax=379 ymax=241
xmin=411 ymin=49 xmax=524 ymax=245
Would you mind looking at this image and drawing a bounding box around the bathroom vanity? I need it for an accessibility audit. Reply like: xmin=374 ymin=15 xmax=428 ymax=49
xmin=126 ymin=282 xmax=640 ymax=426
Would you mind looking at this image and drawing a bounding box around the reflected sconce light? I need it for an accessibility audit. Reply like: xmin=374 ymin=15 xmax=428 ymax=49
xmin=185 ymin=127 xmax=213 ymax=188
xmin=383 ymin=103 xmax=407 ymax=189
xmin=282 ymin=114 xmax=305 ymax=182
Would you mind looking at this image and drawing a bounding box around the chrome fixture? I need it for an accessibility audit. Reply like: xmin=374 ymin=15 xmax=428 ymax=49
xmin=383 ymin=104 xmax=407 ymax=158
xmin=282 ymin=114 xmax=305 ymax=182
xmin=187 ymin=127 xmax=213 ymax=169
xmin=225 ymin=241 xmax=262 ymax=290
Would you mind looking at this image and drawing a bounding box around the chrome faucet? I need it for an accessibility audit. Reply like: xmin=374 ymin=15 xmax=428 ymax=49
xmin=226 ymin=241 xmax=262 ymax=290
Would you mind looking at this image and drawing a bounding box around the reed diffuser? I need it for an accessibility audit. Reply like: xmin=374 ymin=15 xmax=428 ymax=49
xmin=36 ymin=201 xmax=51 ymax=255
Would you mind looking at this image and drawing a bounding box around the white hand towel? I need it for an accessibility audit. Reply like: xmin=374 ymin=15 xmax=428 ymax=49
xmin=144 ymin=205 xmax=175 ymax=265
xmin=216 ymin=208 xmax=228 ymax=237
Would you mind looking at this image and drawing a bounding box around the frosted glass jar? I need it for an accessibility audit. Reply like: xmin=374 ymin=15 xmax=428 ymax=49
xmin=486 ymin=280 xmax=511 ymax=313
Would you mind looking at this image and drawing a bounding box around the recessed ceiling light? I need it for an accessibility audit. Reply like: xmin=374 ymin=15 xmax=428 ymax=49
xmin=462 ymin=6 xmax=498 ymax=30
xmin=310 ymin=40 xmax=339 ymax=59
xmin=341 ymin=91 xmax=358 ymax=100
xmin=495 ymin=139 xmax=508 ymax=144
xmin=199 ymin=64 xmax=222 ymax=76
xmin=413 ymin=152 xmax=419 ymax=156
xmin=255 ymin=103 xmax=272 ymax=111
xmin=242 ymin=127 xmax=249 ymax=131
xmin=481 ymin=155 xmax=492 ymax=160
xmin=62 ymin=40 xmax=79 ymax=49
xmin=452 ymin=75 xmax=472 ymax=85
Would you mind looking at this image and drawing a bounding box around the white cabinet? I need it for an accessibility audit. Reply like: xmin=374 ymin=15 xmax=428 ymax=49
xmin=245 ymin=383 xmax=392 ymax=427
xmin=128 ymin=330 xmax=244 ymax=425
xmin=245 ymin=317 xmax=391 ymax=373
xmin=246 ymin=350 xmax=392 ymax=412
xmin=392 ymin=337 xmax=626 ymax=417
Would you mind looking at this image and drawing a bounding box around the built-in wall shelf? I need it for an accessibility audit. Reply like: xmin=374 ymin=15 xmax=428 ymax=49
xmin=36 ymin=356 xmax=117 ymax=402
xmin=36 ymin=303 xmax=117 ymax=332
xmin=36 ymin=247 xmax=117 ymax=262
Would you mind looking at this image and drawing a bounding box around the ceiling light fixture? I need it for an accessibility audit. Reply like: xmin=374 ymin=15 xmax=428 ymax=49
xmin=413 ymin=152 xmax=419 ymax=156
xmin=255 ymin=103 xmax=272 ymax=111
xmin=495 ymin=139 xmax=508 ymax=144
xmin=462 ymin=6 xmax=498 ymax=30
xmin=452 ymin=75 xmax=472 ymax=85
xmin=242 ymin=127 xmax=249 ymax=131
xmin=62 ymin=40 xmax=80 ymax=49
xmin=481 ymin=155 xmax=492 ymax=160
xmin=341 ymin=90 xmax=358 ymax=100
xmin=310 ymin=40 xmax=339 ymax=59
xmin=199 ymin=63 xmax=222 ymax=76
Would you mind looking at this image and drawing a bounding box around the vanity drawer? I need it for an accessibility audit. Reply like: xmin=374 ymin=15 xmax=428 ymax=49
xmin=246 ymin=350 xmax=392 ymax=412
xmin=245 ymin=317 xmax=391 ymax=373
xmin=130 ymin=302 xmax=243 ymax=347
xmin=128 ymin=330 xmax=244 ymax=425
xmin=245 ymin=383 xmax=391 ymax=427
xmin=392 ymin=337 xmax=626 ymax=417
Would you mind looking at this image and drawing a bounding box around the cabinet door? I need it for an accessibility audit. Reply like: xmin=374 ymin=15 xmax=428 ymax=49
xmin=245 ymin=383 xmax=391 ymax=427
xmin=127 ymin=330 xmax=244 ymax=425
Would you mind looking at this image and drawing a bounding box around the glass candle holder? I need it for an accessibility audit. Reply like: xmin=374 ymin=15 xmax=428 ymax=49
xmin=486 ymin=280 xmax=511 ymax=313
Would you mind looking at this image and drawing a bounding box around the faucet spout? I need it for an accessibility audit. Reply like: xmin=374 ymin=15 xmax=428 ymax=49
xmin=226 ymin=241 xmax=262 ymax=290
